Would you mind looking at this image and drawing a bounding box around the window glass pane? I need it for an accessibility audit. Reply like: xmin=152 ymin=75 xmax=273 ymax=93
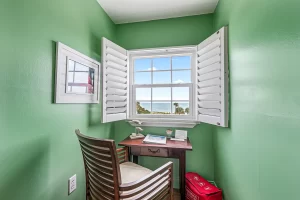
xmin=152 ymin=102 xmax=171 ymax=114
xmin=172 ymin=87 xmax=189 ymax=100
xmin=153 ymin=57 xmax=171 ymax=70
xmin=134 ymin=72 xmax=151 ymax=84
xmin=136 ymin=88 xmax=151 ymax=100
xmin=69 ymin=60 xmax=75 ymax=71
xmin=172 ymin=102 xmax=189 ymax=115
xmin=172 ymin=56 xmax=191 ymax=70
xmin=72 ymin=86 xmax=87 ymax=93
xmin=68 ymin=72 xmax=74 ymax=83
xmin=75 ymin=62 xmax=89 ymax=71
xmin=137 ymin=102 xmax=151 ymax=114
xmin=153 ymin=87 xmax=171 ymax=100
xmin=134 ymin=58 xmax=152 ymax=71
xmin=172 ymin=70 xmax=191 ymax=83
xmin=153 ymin=71 xmax=171 ymax=84
xmin=74 ymin=72 xmax=89 ymax=83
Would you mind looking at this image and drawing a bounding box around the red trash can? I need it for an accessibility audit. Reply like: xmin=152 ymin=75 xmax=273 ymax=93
xmin=186 ymin=172 xmax=222 ymax=200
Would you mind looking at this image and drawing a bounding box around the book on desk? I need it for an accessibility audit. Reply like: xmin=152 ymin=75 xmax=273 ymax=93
xmin=143 ymin=134 xmax=167 ymax=145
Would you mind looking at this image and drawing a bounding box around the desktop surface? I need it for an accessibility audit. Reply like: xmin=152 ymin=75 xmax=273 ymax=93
xmin=119 ymin=136 xmax=192 ymax=150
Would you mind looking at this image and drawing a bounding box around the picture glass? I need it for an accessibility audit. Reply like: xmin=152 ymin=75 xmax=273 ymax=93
xmin=67 ymin=59 xmax=95 ymax=94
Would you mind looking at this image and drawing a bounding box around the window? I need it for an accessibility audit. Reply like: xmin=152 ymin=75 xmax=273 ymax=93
xmin=130 ymin=54 xmax=195 ymax=120
xmin=101 ymin=26 xmax=228 ymax=127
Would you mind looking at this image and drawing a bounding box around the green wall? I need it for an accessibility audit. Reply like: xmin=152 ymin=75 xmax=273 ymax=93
xmin=4 ymin=0 xmax=298 ymax=199
xmin=117 ymin=14 xmax=214 ymax=49
xmin=213 ymin=0 xmax=300 ymax=199
xmin=115 ymin=14 xmax=215 ymax=188
xmin=0 ymin=0 xmax=116 ymax=199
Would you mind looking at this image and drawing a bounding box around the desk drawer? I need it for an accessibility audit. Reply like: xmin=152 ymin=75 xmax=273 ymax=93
xmin=131 ymin=147 xmax=169 ymax=157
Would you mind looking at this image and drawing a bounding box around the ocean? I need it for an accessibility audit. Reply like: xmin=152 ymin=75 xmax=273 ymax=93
xmin=140 ymin=102 xmax=189 ymax=113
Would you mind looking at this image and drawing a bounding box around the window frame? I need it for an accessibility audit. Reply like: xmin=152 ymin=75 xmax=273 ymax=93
xmin=128 ymin=46 xmax=197 ymax=121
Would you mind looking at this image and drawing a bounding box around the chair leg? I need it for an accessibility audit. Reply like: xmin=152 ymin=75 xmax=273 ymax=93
xmin=169 ymin=164 xmax=174 ymax=200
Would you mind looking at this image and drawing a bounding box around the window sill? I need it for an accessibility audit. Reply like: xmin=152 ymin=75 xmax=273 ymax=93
xmin=127 ymin=118 xmax=199 ymax=128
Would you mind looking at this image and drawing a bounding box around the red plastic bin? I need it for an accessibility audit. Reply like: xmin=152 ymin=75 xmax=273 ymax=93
xmin=186 ymin=172 xmax=222 ymax=200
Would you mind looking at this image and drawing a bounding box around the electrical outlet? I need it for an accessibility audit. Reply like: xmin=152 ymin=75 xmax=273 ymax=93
xmin=68 ymin=174 xmax=76 ymax=195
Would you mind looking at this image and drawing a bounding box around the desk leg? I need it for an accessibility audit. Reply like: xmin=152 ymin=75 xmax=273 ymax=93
xmin=132 ymin=155 xmax=139 ymax=164
xmin=179 ymin=151 xmax=186 ymax=200
xmin=129 ymin=147 xmax=138 ymax=164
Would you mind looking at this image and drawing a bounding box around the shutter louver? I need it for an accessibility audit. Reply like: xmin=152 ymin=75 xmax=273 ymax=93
xmin=102 ymin=38 xmax=128 ymax=123
xmin=196 ymin=27 xmax=229 ymax=127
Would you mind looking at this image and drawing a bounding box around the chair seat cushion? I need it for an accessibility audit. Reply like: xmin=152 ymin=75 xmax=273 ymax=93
xmin=120 ymin=162 xmax=153 ymax=184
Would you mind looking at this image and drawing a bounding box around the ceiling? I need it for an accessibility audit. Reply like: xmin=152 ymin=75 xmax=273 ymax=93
xmin=97 ymin=0 xmax=219 ymax=24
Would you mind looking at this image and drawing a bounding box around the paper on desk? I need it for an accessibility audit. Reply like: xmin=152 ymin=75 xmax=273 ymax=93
xmin=175 ymin=130 xmax=187 ymax=140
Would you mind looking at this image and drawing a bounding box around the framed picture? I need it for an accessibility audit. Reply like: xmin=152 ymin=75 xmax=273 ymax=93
xmin=55 ymin=42 xmax=101 ymax=103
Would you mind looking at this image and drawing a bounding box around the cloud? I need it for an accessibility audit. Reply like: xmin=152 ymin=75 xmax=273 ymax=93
xmin=174 ymin=79 xmax=185 ymax=84
xmin=147 ymin=67 xmax=157 ymax=71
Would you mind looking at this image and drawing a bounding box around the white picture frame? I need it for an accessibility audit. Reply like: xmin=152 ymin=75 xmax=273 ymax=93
xmin=55 ymin=42 xmax=101 ymax=104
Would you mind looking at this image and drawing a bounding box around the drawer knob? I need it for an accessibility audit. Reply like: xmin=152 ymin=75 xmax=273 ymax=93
xmin=148 ymin=148 xmax=160 ymax=154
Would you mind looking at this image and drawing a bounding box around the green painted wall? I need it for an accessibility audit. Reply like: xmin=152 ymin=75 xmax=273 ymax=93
xmin=115 ymin=15 xmax=215 ymax=188
xmin=0 ymin=0 xmax=116 ymax=199
xmin=213 ymin=0 xmax=300 ymax=199
xmin=5 ymin=0 xmax=297 ymax=198
xmin=116 ymin=14 xmax=214 ymax=49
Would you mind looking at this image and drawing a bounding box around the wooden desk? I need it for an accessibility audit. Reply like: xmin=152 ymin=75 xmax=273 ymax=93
xmin=119 ymin=137 xmax=192 ymax=199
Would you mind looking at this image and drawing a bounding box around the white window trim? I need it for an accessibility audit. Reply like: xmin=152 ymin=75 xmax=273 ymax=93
xmin=127 ymin=46 xmax=199 ymax=128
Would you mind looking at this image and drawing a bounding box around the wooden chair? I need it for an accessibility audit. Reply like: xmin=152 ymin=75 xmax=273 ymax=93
xmin=75 ymin=129 xmax=174 ymax=200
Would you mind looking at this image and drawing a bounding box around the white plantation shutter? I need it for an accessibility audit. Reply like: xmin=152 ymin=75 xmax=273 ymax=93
xmin=102 ymin=38 xmax=129 ymax=123
xmin=196 ymin=27 xmax=229 ymax=127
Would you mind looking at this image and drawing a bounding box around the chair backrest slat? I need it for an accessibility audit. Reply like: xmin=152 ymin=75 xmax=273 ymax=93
xmin=86 ymin=164 xmax=115 ymax=186
xmin=79 ymin=141 xmax=111 ymax=156
xmin=75 ymin=129 xmax=121 ymax=200
xmin=85 ymin=162 xmax=114 ymax=183
xmin=80 ymin=144 xmax=112 ymax=160
xmin=84 ymin=155 xmax=114 ymax=175
xmin=81 ymin=148 xmax=113 ymax=168
xmin=89 ymin=178 xmax=115 ymax=199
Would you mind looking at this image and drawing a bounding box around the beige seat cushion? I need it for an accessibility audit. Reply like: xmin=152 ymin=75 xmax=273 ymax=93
xmin=120 ymin=162 xmax=153 ymax=184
